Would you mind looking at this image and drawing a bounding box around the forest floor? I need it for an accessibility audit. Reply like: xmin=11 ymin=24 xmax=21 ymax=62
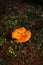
xmin=0 ymin=1 xmax=43 ymax=65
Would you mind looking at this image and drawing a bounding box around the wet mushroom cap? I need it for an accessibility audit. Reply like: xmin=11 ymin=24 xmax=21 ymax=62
xmin=11 ymin=27 xmax=31 ymax=42
xmin=12 ymin=28 xmax=21 ymax=39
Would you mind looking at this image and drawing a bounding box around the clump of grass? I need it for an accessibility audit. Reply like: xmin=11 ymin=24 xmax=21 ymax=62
xmin=8 ymin=16 xmax=19 ymax=28
xmin=0 ymin=37 xmax=6 ymax=46
xmin=8 ymin=19 xmax=18 ymax=27
xmin=8 ymin=44 xmax=26 ymax=58
xmin=1 ymin=15 xmax=19 ymax=29
xmin=8 ymin=46 xmax=17 ymax=58
xmin=9 ymin=46 xmax=13 ymax=53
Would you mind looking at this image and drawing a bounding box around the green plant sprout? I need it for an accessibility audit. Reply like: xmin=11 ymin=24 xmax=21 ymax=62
xmin=1 ymin=15 xmax=18 ymax=28
xmin=8 ymin=19 xmax=18 ymax=26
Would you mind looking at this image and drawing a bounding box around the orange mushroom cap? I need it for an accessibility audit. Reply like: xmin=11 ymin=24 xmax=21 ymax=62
xmin=11 ymin=27 xmax=31 ymax=42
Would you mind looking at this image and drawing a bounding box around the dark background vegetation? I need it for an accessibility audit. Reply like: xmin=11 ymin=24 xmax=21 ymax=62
xmin=0 ymin=0 xmax=43 ymax=15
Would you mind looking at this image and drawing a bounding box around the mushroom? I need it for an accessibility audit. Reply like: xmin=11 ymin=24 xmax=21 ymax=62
xmin=11 ymin=27 xmax=31 ymax=42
